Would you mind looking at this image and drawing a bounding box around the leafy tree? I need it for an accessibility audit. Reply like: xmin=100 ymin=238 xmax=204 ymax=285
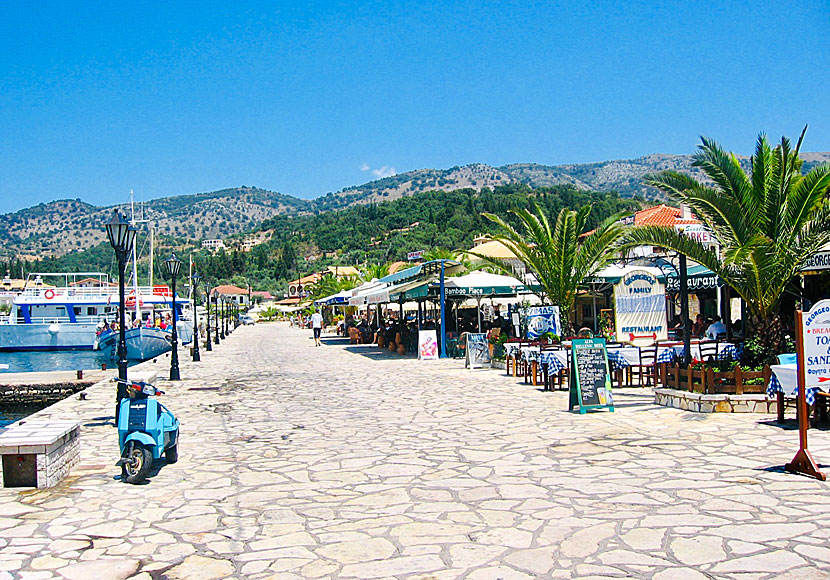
xmin=622 ymin=129 xmax=830 ymax=358
xmin=474 ymin=204 xmax=627 ymax=332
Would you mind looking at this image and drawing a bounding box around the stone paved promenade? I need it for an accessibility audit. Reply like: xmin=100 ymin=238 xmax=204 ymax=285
xmin=2 ymin=323 xmax=830 ymax=579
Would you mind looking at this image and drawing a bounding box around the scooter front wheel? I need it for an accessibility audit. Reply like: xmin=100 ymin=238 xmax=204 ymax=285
xmin=165 ymin=443 xmax=178 ymax=464
xmin=121 ymin=442 xmax=153 ymax=484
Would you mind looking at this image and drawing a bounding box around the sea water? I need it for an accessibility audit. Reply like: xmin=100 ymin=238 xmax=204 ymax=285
xmin=0 ymin=350 xmax=117 ymax=373
xmin=0 ymin=350 xmax=139 ymax=427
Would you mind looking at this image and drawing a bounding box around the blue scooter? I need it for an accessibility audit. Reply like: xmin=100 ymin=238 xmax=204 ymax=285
xmin=115 ymin=379 xmax=180 ymax=484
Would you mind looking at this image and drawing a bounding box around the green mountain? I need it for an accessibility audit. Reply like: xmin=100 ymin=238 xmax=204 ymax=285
xmin=0 ymin=187 xmax=309 ymax=259
xmin=2 ymin=152 xmax=827 ymax=260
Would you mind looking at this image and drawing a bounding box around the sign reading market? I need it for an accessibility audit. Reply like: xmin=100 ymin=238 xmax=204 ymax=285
xmin=613 ymin=270 xmax=668 ymax=346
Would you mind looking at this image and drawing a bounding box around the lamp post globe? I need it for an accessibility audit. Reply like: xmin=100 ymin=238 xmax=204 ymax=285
xmin=105 ymin=211 xmax=136 ymax=421
xmin=191 ymin=272 xmax=201 ymax=362
xmin=165 ymin=254 xmax=183 ymax=380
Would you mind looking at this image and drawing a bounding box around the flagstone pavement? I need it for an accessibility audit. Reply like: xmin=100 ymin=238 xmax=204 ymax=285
xmin=1 ymin=323 xmax=829 ymax=580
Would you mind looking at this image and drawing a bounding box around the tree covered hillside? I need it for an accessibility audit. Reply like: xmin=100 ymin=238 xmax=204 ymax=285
xmin=19 ymin=183 xmax=642 ymax=296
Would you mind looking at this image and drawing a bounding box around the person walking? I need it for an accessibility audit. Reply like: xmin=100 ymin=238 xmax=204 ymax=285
xmin=311 ymin=310 xmax=323 ymax=346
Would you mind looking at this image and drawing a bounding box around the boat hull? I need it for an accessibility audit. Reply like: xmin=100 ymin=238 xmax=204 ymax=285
xmin=95 ymin=323 xmax=193 ymax=361
xmin=0 ymin=323 xmax=100 ymax=351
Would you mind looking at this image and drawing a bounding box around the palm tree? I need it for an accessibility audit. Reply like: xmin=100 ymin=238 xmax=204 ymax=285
xmin=472 ymin=204 xmax=627 ymax=332
xmin=622 ymin=128 xmax=830 ymax=356
xmin=361 ymin=263 xmax=390 ymax=281
xmin=421 ymin=248 xmax=479 ymax=273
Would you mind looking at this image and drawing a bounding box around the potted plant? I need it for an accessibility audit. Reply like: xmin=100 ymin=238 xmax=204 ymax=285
xmin=540 ymin=332 xmax=559 ymax=345
xmin=488 ymin=332 xmax=509 ymax=359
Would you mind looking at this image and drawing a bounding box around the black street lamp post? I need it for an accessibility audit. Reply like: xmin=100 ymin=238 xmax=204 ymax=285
xmin=191 ymin=272 xmax=201 ymax=362
xmin=223 ymin=298 xmax=229 ymax=336
xmin=213 ymin=288 xmax=220 ymax=344
xmin=205 ymin=284 xmax=213 ymax=351
xmin=219 ymin=295 xmax=226 ymax=339
xmin=166 ymin=254 xmax=183 ymax=380
xmin=105 ymin=211 xmax=136 ymax=421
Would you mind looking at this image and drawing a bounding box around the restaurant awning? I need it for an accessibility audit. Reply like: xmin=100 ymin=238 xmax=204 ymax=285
xmin=348 ymin=280 xmax=387 ymax=306
xmin=588 ymin=260 xmax=723 ymax=293
xmin=378 ymin=259 xmax=465 ymax=285
xmin=442 ymin=270 xmax=525 ymax=296
xmin=314 ymin=289 xmax=353 ymax=306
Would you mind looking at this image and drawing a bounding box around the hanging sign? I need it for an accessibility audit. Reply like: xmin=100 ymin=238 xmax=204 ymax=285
xmin=803 ymin=250 xmax=830 ymax=272
xmin=465 ymin=333 xmax=490 ymax=369
xmin=418 ymin=330 xmax=438 ymax=360
xmin=525 ymin=306 xmax=561 ymax=340
xmin=613 ymin=270 xmax=667 ymax=346
xmin=569 ymin=338 xmax=614 ymax=414
xmin=665 ymin=273 xmax=723 ymax=293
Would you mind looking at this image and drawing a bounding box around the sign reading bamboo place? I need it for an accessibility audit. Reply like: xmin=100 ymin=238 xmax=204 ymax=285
xmin=569 ymin=338 xmax=614 ymax=414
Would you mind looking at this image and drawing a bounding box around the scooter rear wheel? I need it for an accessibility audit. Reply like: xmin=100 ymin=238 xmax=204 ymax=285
xmin=121 ymin=442 xmax=153 ymax=484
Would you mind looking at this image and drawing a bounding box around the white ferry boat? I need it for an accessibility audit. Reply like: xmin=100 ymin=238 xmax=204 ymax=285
xmin=0 ymin=273 xmax=193 ymax=354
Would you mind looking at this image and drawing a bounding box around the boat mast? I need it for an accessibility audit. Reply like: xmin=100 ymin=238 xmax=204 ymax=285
xmin=129 ymin=191 xmax=141 ymax=325
xmin=149 ymin=226 xmax=154 ymax=290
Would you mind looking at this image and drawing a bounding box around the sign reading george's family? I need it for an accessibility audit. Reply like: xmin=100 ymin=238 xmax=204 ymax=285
xmin=803 ymin=299 xmax=830 ymax=385
xmin=613 ymin=270 xmax=668 ymax=346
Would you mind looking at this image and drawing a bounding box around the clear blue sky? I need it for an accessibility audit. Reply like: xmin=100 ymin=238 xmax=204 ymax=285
xmin=0 ymin=1 xmax=828 ymax=213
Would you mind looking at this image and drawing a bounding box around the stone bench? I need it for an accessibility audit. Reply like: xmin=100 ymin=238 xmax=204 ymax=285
xmin=0 ymin=420 xmax=81 ymax=488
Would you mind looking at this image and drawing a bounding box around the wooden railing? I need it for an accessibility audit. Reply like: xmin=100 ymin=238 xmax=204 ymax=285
xmin=660 ymin=363 xmax=770 ymax=395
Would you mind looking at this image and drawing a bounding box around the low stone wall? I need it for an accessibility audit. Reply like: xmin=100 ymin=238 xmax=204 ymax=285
xmin=0 ymin=383 xmax=93 ymax=406
xmin=491 ymin=359 xmax=506 ymax=370
xmin=0 ymin=421 xmax=81 ymax=488
xmin=654 ymin=388 xmax=777 ymax=413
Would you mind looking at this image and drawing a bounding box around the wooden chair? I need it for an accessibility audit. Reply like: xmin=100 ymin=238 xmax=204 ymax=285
xmin=605 ymin=344 xmax=627 ymax=388
xmin=629 ymin=345 xmax=658 ymax=387
xmin=699 ymin=340 xmax=718 ymax=362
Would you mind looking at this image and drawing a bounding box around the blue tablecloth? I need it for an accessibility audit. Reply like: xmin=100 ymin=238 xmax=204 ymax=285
xmin=525 ymin=345 xmax=675 ymax=374
xmin=505 ymin=343 xmax=522 ymax=359
xmin=538 ymin=350 xmax=567 ymax=374
xmin=606 ymin=347 xmax=675 ymax=370
xmin=672 ymin=342 xmax=741 ymax=362
xmin=766 ymin=364 xmax=825 ymax=405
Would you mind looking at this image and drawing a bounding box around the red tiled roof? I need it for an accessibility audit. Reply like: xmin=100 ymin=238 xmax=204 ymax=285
xmin=634 ymin=205 xmax=699 ymax=227
xmin=211 ymin=284 xmax=248 ymax=295
xmin=252 ymin=291 xmax=274 ymax=299
xmin=275 ymin=297 xmax=301 ymax=305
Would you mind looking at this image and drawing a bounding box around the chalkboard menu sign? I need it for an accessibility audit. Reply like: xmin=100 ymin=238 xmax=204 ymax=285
xmin=569 ymin=338 xmax=614 ymax=413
